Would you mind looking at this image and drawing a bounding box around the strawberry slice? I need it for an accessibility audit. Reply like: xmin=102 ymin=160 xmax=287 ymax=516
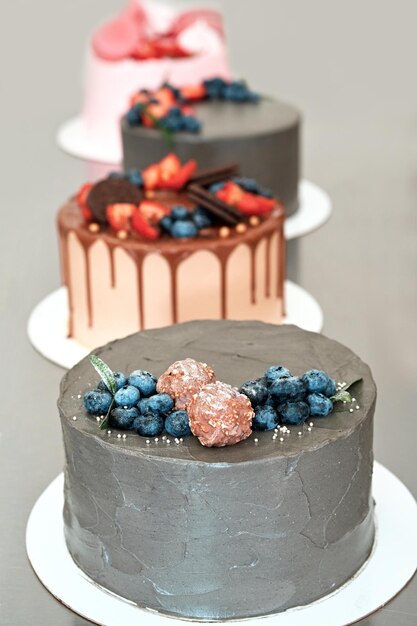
xmin=158 ymin=160 xmax=197 ymax=190
xmin=138 ymin=200 xmax=170 ymax=225
xmin=181 ymin=104 xmax=196 ymax=116
xmin=256 ymin=195 xmax=277 ymax=211
xmin=76 ymin=183 xmax=93 ymax=221
xmin=153 ymin=87 xmax=177 ymax=108
xmin=159 ymin=153 xmax=182 ymax=182
xmin=131 ymin=38 xmax=158 ymax=60
xmin=106 ymin=203 xmax=136 ymax=231
xmin=216 ymin=181 xmax=244 ymax=206
xmin=142 ymin=164 xmax=161 ymax=190
xmin=142 ymin=101 xmax=169 ymax=127
xmin=130 ymin=91 xmax=150 ymax=107
xmin=180 ymin=84 xmax=207 ymax=102
xmin=153 ymin=36 xmax=191 ymax=58
xmin=131 ymin=209 xmax=160 ymax=239
xmin=236 ymin=192 xmax=277 ymax=216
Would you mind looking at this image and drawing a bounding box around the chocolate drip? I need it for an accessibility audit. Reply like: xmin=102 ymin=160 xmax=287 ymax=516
xmin=83 ymin=245 xmax=93 ymax=328
xmin=57 ymin=219 xmax=74 ymax=337
xmin=279 ymin=227 xmax=286 ymax=316
xmin=249 ymin=242 xmax=257 ymax=305
xmin=265 ymin=233 xmax=272 ymax=298
xmin=109 ymin=246 xmax=116 ymax=289
xmin=57 ymin=202 xmax=286 ymax=338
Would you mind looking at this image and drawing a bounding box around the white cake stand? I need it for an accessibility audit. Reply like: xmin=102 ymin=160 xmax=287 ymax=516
xmin=26 ymin=462 xmax=417 ymax=626
xmin=27 ymin=281 xmax=323 ymax=370
xmin=57 ymin=116 xmax=123 ymax=165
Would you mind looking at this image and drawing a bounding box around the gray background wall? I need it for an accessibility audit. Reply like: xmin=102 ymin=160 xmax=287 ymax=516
xmin=0 ymin=1 xmax=416 ymax=624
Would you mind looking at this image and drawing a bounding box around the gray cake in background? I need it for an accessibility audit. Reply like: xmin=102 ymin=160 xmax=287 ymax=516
xmin=59 ymin=321 xmax=376 ymax=621
xmin=121 ymin=98 xmax=301 ymax=216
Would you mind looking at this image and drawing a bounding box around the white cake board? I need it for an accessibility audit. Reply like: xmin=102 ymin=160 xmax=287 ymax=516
xmin=285 ymin=181 xmax=332 ymax=240
xmin=27 ymin=281 xmax=323 ymax=370
xmin=26 ymin=462 xmax=417 ymax=626
xmin=57 ymin=116 xmax=122 ymax=165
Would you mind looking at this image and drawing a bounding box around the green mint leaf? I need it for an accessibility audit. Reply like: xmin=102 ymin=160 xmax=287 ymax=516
xmin=99 ymin=397 xmax=115 ymax=431
xmin=89 ymin=355 xmax=117 ymax=395
xmin=331 ymin=390 xmax=353 ymax=404
xmin=140 ymin=104 xmax=174 ymax=148
xmin=345 ymin=377 xmax=363 ymax=390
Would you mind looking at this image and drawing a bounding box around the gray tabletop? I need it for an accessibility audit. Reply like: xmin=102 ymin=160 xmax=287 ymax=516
xmin=1 ymin=1 xmax=416 ymax=624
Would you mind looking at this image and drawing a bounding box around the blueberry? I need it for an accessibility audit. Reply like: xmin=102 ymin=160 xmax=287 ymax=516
xmin=279 ymin=401 xmax=310 ymax=425
xmin=162 ymin=83 xmax=181 ymax=99
xmin=83 ymin=389 xmax=113 ymax=416
xmin=171 ymin=205 xmax=190 ymax=220
xmin=110 ymin=407 xmax=139 ymax=430
xmin=302 ymin=370 xmax=332 ymax=395
xmin=148 ymin=393 xmax=174 ymax=415
xmin=138 ymin=397 xmax=152 ymax=414
xmin=264 ymin=393 xmax=276 ymax=407
xmin=171 ymin=220 xmax=198 ymax=239
xmin=324 ymin=378 xmax=337 ymax=397
xmin=203 ymin=77 xmax=226 ymax=99
xmin=114 ymin=385 xmax=140 ymax=408
xmin=257 ymin=185 xmax=273 ymax=198
xmin=239 ymin=379 xmax=268 ymax=407
xmin=270 ymin=376 xmax=306 ymax=402
xmin=133 ymin=413 xmax=164 ymax=437
xmin=169 ymin=106 xmax=182 ymax=117
xmin=127 ymin=169 xmax=143 ymax=188
xmin=192 ymin=206 xmax=212 ymax=230
xmin=128 ymin=370 xmax=157 ymax=397
xmin=160 ymin=116 xmax=183 ymax=132
xmin=209 ymin=182 xmax=225 ymax=193
xmin=182 ymin=115 xmax=201 ymax=133
xmin=265 ymin=365 xmax=292 ymax=385
xmin=165 ymin=411 xmax=192 ymax=437
xmin=126 ymin=105 xmax=142 ymax=126
xmin=232 ymin=177 xmax=259 ymax=193
xmin=108 ymin=171 xmax=126 ymax=180
xmin=246 ymin=91 xmax=259 ymax=103
xmin=306 ymin=393 xmax=333 ymax=417
xmin=252 ymin=406 xmax=279 ymax=431
xmin=160 ymin=215 xmax=174 ymax=233
xmin=222 ymin=81 xmax=251 ymax=102
xmin=98 ymin=371 xmax=127 ymax=392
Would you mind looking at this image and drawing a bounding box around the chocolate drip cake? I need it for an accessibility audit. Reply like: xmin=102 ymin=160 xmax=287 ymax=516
xmin=57 ymin=159 xmax=285 ymax=349
xmin=59 ymin=321 xmax=376 ymax=620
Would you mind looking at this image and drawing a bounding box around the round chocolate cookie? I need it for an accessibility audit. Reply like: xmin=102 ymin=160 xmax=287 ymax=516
xmin=87 ymin=178 xmax=142 ymax=224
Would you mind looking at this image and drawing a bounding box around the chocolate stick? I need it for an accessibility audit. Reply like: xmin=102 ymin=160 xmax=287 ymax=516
xmin=188 ymin=164 xmax=240 ymax=188
xmin=188 ymin=184 xmax=243 ymax=225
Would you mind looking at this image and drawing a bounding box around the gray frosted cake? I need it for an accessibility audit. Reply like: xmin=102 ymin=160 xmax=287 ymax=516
xmin=121 ymin=80 xmax=301 ymax=215
xmin=59 ymin=321 xmax=376 ymax=620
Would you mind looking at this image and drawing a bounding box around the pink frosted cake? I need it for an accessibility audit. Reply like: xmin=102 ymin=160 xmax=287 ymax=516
xmin=57 ymin=157 xmax=286 ymax=349
xmin=80 ymin=1 xmax=230 ymax=159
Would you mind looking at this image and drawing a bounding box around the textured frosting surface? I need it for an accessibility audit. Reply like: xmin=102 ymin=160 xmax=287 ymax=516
xmin=59 ymin=321 xmax=376 ymax=620
xmin=122 ymin=99 xmax=301 ymax=215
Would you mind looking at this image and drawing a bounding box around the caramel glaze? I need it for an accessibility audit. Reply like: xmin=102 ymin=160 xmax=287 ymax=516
xmin=57 ymin=195 xmax=285 ymax=337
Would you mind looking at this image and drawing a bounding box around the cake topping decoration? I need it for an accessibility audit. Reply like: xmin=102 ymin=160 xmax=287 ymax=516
xmin=75 ymin=158 xmax=280 ymax=240
xmin=87 ymin=178 xmax=142 ymax=224
xmin=126 ymin=78 xmax=260 ymax=136
xmin=188 ymin=381 xmax=254 ymax=447
xmin=81 ymin=356 xmax=362 ymax=446
xmin=92 ymin=7 xmax=224 ymax=62
xmin=156 ymin=358 xmax=216 ymax=410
